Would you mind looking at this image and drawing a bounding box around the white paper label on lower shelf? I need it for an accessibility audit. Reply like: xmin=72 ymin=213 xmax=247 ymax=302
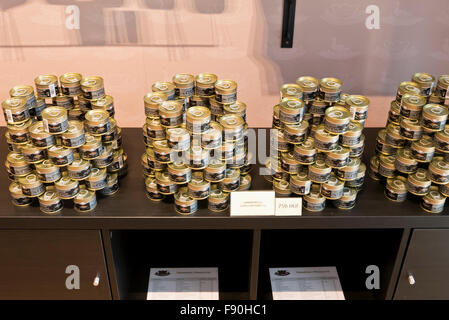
xmin=230 ymin=191 xmax=275 ymax=216
xmin=147 ymin=267 xmax=219 ymax=300
xmin=275 ymin=198 xmax=302 ymax=216
xmin=269 ymin=267 xmax=345 ymax=300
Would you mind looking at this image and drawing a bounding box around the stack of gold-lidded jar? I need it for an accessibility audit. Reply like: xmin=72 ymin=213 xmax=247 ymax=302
xmin=370 ymin=73 xmax=449 ymax=213
xmin=268 ymin=76 xmax=368 ymax=211
xmin=142 ymin=73 xmax=251 ymax=215
xmin=2 ymin=74 xmax=127 ymax=214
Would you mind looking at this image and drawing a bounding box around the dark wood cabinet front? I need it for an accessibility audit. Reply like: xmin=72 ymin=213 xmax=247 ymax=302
xmin=0 ymin=230 xmax=111 ymax=300
xmin=395 ymin=229 xmax=449 ymax=300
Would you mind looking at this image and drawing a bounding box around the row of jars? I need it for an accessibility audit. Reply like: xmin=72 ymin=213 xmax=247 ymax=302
xmin=267 ymin=76 xmax=369 ymax=211
xmin=3 ymin=75 xmax=127 ymax=214
xmin=369 ymin=73 xmax=449 ymax=213
xmin=141 ymin=74 xmax=251 ymax=214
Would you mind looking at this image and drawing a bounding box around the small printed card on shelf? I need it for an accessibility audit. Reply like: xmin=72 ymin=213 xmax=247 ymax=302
xmin=269 ymin=266 xmax=345 ymax=300
xmin=274 ymin=197 xmax=302 ymax=216
xmin=230 ymin=191 xmax=275 ymax=216
xmin=147 ymin=267 xmax=218 ymax=300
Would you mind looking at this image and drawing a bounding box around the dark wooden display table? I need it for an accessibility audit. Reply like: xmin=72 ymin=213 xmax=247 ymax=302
xmin=0 ymin=127 xmax=448 ymax=301
xmin=0 ymin=127 xmax=448 ymax=229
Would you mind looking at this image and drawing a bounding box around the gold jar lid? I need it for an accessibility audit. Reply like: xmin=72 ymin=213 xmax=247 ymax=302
xmin=175 ymin=187 xmax=197 ymax=206
xmin=167 ymin=127 xmax=190 ymax=142
xmin=396 ymin=148 xmax=417 ymax=165
xmin=401 ymin=93 xmax=426 ymax=110
xmin=412 ymin=135 xmax=435 ymax=153
xmin=356 ymin=163 xmax=366 ymax=178
xmin=386 ymin=123 xmax=402 ymax=139
xmin=325 ymin=106 xmax=351 ymax=125
xmin=345 ymin=95 xmax=369 ymax=109
xmin=273 ymin=179 xmax=291 ymax=193
xmin=209 ymin=188 xmax=229 ymax=202
xmin=188 ymin=145 xmax=208 ymax=159
xmin=55 ymin=175 xmax=78 ymax=190
xmin=48 ymin=145 xmax=72 ymax=157
xmin=294 ymin=137 xmax=316 ymax=155
xmin=144 ymin=92 xmax=167 ymax=107
xmin=314 ymin=125 xmax=339 ymax=143
xmin=279 ymin=97 xmax=304 ymax=115
xmin=377 ymin=129 xmax=387 ymax=142
xmin=412 ymin=72 xmax=435 ymax=89
xmin=9 ymin=181 xmax=24 ymax=195
xmin=189 ymin=172 xmax=210 ymax=189
xmin=422 ymin=104 xmax=449 ymax=121
xmin=339 ymin=157 xmax=360 ymax=172
xmin=280 ymin=83 xmax=303 ymax=99
xmin=152 ymin=81 xmax=175 ymax=93
xmin=88 ymin=167 xmax=107 ymax=181
xmin=284 ymin=121 xmax=309 ymax=135
xmin=36 ymin=159 xmax=58 ymax=174
xmin=437 ymin=75 xmax=449 ymax=90
xmin=223 ymin=167 xmax=240 ymax=181
xmin=319 ymin=77 xmax=342 ymax=92
xmin=2 ymin=97 xmax=27 ymax=111
xmin=145 ymin=176 xmax=158 ymax=190
xmin=435 ymin=125 xmax=449 ymax=143
xmin=386 ymin=175 xmax=407 ymax=193
xmin=62 ymin=120 xmax=84 ymax=138
xmin=41 ymin=106 xmax=67 ymax=122
xmin=224 ymin=101 xmax=246 ymax=115
xmin=68 ymin=158 xmax=90 ymax=171
xmin=34 ymin=74 xmax=58 ymax=87
xmin=309 ymin=158 xmax=332 ymax=174
xmin=9 ymin=85 xmax=35 ymax=99
xmin=153 ymin=139 xmax=171 ymax=153
xmin=370 ymin=155 xmax=379 ymax=169
xmin=206 ymin=159 xmax=226 ymax=172
xmin=273 ymin=104 xmax=280 ymax=117
xmin=96 ymin=144 xmax=113 ymax=160
xmin=296 ymin=76 xmax=318 ymax=93
xmin=304 ymin=184 xmax=325 ymax=203
xmin=82 ymin=134 xmax=102 ymax=150
xmin=60 ymin=73 xmax=82 ymax=86
xmin=168 ymin=161 xmax=190 ymax=175
xmin=218 ymin=114 xmax=245 ymax=129
xmin=7 ymin=151 xmax=27 ymax=166
xmin=400 ymin=118 xmax=421 ymax=131
xmin=19 ymin=173 xmax=42 ymax=188
xmin=343 ymin=121 xmax=362 ymax=137
xmin=195 ymin=73 xmax=218 ymax=87
xmin=85 ymin=109 xmax=109 ymax=126
xmin=322 ymin=173 xmax=344 ymax=190
xmin=281 ymin=151 xmax=297 ymax=165
xmin=159 ymin=100 xmax=183 ymax=116
xmin=186 ymin=106 xmax=211 ymax=122
xmin=91 ymin=95 xmax=113 ymax=109
xmin=379 ymin=154 xmax=396 ymax=169
xmin=172 ymin=73 xmax=194 ymax=88
xmin=146 ymin=117 xmax=164 ymax=131
xmin=340 ymin=187 xmax=357 ymax=201
xmin=429 ymin=156 xmax=449 ymax=175
xmin=81 ymin=76 xmax=104 ymax=91
xmin=408 ymin=168 xmax=431 ymax=187
xmin=7 ymin=118 xmax=32 ymax=134
xmin=215 ymin=79 xmax=237 ymax=94
xmin=398 ymin=81 xmax=421 ymax=95
xmin=38 ymin=187 xmax=60 ymax=205
xmin=423 ymin=186 xmax=446 ymax=205
xmin=290 ymin=170 xmax=310 ymax=184
xmin=328 ymin=145 xmax=350 ymax=159
xmin=155 ymin=171 xmax=173 ymax=185
xmin=74 ymin=187 xmax=95 ymax=204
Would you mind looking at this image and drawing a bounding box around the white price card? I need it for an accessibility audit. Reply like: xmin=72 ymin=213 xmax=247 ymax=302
xmin=275 ymin=198 xmax=302 ymax=216
xmin=230 ymin=191 xmax=275 ymax=216
xmin=147 ymin=267 xmax=218 ymax=300
xmin=269 ymin=267 xmax=345 ymax=300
